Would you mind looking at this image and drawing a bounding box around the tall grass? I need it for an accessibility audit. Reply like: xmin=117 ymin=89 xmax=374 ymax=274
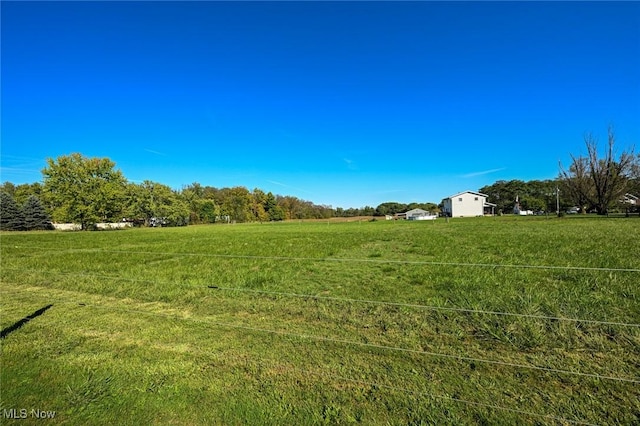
xmin=1 ymin=216 xmax=639 ymax=424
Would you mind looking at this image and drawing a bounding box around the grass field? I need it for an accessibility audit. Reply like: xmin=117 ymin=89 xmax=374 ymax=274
xmin=1 ymin=216 xmax=639 ymax=425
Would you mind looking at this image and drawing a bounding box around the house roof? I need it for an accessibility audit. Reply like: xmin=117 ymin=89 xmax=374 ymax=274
xmin=443 ymin=190 xmax=489 ymax=200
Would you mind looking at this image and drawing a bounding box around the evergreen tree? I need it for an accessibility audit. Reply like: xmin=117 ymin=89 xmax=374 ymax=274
xmin=264 ymin=192 xmax=282 ymax=221
xmin=0 ymin=192 xmax=25 ymax=231
xmin=23 ymin=195 xmax=52 ymax=230
xmin=269 ymin=205 xmax=286 ymax=221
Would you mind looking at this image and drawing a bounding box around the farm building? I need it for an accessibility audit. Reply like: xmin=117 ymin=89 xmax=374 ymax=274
xmin=404 ymin=208 xmax=437 ymax=220
xmin=392 ymin=209 xmax=437 ymax=220
xmin=441 ymin=191 xmax=496 ymax=217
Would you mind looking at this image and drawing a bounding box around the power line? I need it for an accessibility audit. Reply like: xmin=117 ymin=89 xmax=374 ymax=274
xmin=4 ymin=267 xmax=639 ymax=328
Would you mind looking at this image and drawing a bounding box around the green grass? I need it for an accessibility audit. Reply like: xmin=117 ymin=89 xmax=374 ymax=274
xmin=1 ymin=216 xmax=639 ymax=424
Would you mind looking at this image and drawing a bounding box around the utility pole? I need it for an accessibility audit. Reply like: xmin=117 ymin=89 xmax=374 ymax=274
xmin=556 ymin=186 xmax=560 ymax=216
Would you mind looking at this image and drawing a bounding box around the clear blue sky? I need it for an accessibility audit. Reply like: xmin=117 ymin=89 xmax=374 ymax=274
xmin=2 ymin=1 xmax=639 ymax=208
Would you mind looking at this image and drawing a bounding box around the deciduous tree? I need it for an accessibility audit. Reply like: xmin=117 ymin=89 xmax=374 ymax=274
xmin=560 ymin=127 xmax=635 ymax=215
xmin=124 ymin=181 xmax=189 ymax=226
xmin=629 ymin=154 xmax=640 ymax=196
xmin=42 ymin=153 xmax=127 ymax=229
xmin=222 ymin=187 xmax=252 ymax=223
xmin=251 ymin=188 xmax=269 ymax=222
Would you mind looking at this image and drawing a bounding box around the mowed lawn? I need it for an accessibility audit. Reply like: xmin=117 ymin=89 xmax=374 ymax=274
xmin=1 ymin=216 xmax=638 ymax=425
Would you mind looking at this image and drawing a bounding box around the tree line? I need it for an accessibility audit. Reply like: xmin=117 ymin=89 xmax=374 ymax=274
xmin=479 ymin=179 xmax=560 ymax=214
xmin=1 ymin=129 xmax=637 ymax=230
xmin=1 ymin=153 xmax=437 ymax=230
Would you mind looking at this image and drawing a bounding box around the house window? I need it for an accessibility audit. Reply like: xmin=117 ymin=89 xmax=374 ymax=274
xmin=458 ymin=198 xmax=462 ymax=202
xmin=475 ymin=197 xmax=479 ymax=201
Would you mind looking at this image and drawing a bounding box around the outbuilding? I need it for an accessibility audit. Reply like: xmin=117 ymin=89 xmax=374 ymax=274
xmin=404 ymin=208 xmax=437 ymax=220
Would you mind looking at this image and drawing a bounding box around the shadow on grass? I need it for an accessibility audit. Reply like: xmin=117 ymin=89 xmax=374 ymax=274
xmin=1 ymin=304 xmax=53 ymax=339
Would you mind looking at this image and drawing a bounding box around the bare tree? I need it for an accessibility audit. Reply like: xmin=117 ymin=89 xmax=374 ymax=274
xmin=560 ymin=126 xmax=635 ymax=215
xmin=630 ymin=154 xmax=640 ymax=195
xmin=560 ymin=155 xmax=592 ymax=213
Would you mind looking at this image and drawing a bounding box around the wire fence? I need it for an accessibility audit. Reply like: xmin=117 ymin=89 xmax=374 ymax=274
xmin=6 ymin=245 xmax=640 ymax=273
xmin=1 ymin=244 xmax=639 ymax=423
xmin=3 ymin=267 xmax=640 ymax=328
xmin=3 ymin=266 xmax=639 ymax=328
xmin=0 ymin=289 xmax=610 ymax=426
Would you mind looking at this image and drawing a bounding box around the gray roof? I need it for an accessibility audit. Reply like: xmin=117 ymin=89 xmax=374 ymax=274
xmin=443 ymin=190 xmax=488 ymax=200
xmin=405 ymin=208 xmax=429 ymax=214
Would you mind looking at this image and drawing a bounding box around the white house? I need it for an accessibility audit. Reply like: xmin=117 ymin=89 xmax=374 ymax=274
xmin=441 ymin=191 xmax=495 ymax=217
xmin=404 ymin=208 xmax=437 ymax=220
xmin=622 ymin=193 xmax=638 ymax=206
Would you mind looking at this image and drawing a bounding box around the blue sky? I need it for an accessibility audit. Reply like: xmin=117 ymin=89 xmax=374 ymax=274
xmin=2 ymin=1 xmax=639 ymax=208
